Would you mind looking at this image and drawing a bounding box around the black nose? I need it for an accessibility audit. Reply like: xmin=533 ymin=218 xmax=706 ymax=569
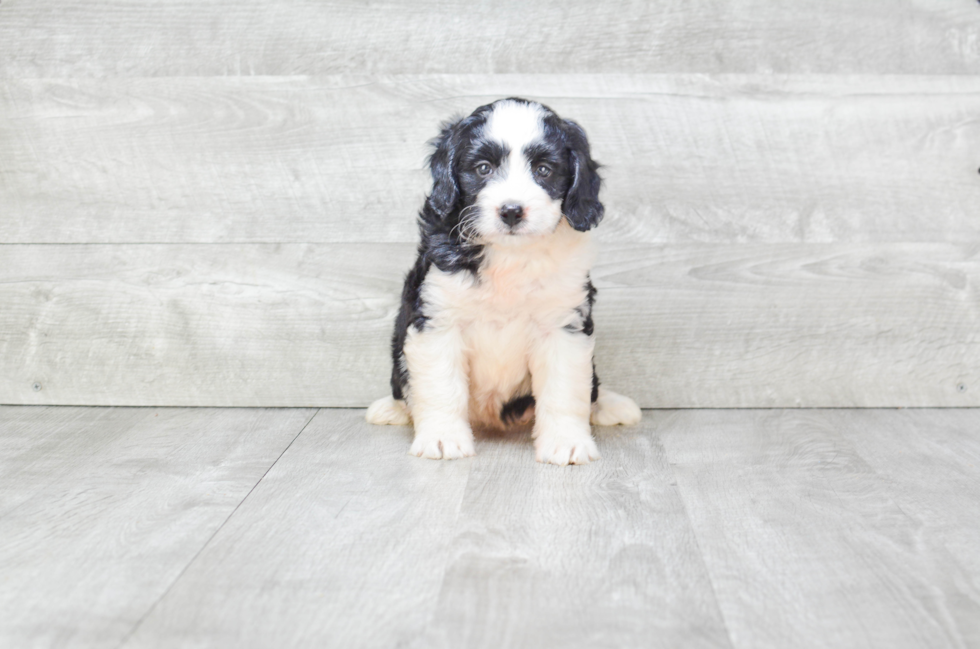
xmin=499 ymin=203 xmax=525 ymax=227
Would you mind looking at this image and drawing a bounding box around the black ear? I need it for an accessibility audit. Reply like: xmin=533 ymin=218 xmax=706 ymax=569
xmin=425 ymin=118 xmax=462 ymax=221
xmin=561 ymin=119 xmax=604 ymax=232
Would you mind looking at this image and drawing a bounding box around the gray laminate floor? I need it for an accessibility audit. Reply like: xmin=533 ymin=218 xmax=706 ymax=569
xmin=1 ymin=406 xmax=978 ymax=648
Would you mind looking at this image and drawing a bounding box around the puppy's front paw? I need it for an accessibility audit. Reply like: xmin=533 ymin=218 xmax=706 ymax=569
xmin=534 ymin=418 xmax=600 ymax=465
xmin=409 ymin=421 xmax=475 ymax=460
xmin=535 ymin=434 xmax=600 ymax=465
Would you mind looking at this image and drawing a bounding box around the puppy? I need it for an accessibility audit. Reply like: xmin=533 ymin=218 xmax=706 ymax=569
xmin=367 ymin=98 xmax=641 ymax=465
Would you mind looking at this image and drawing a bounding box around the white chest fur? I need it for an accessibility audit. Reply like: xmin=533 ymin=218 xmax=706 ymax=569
xmin=420 ymin=222 xmax=595 ymax=426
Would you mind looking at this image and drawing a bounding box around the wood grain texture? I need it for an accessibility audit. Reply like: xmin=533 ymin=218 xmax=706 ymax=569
xmin=0 ymin=405 xmax=315 ymax=649
xmin=1 ymin=242 xmax=977 ymax=408
xmin=418 ymin=426 xmax=731 ymax=649
xmin=122 ymin=410 xmax=732 ymax=649
xmin=0 ymin=243 xmax=415 ymax=407
xmin=837 ymin=408 xmax=980 ymax=643
xmin=3 ymin=75 xmax=979 ymax=244
xmin=658 ymin=409 xmax=980 ymax=649
xmin=1 ymin=1 xmax=978 ymax=77
xmin=6 ymin=406 xmax=976 ymax=648
xmin=593 ymin=243 xmax=980 ymax=408
xmin=122 ymin=408 xmax=472 ymax=649
xmin=0 ymin=406 xmax=149 ymax=518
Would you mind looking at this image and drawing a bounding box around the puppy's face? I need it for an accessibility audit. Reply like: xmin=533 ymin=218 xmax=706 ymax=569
xmin=424 ymin=98 xmax=603 ymax=246
xmin=460 ymin=101 xmax=568 ymax=241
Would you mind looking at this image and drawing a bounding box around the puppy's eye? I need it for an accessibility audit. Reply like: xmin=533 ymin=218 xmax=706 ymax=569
xmin=475 ymin=162 xmax=493 ymax=177
xmin=535 ymin=164 xmax=552 ymax=178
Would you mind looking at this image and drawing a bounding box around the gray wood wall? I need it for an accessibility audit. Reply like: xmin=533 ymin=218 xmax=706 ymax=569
xmin=1 ymin=1 xmax=978 ymax=407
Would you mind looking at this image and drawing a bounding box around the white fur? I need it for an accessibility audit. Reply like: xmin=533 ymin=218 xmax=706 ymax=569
xmin=366 ymin=100 xmax=641 ymax=465
xmin=365 ymin=395 xmax=411 ymax=426
xmin=485 ymin=100 xmax=546 ymax=152
xmin=590 ymin=387 xmax=642 ymax=426
xmin=401 ymin=314 xmax=476 ymax=459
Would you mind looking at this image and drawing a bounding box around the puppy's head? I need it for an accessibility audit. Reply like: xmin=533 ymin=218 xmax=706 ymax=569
xmin=423 ymin=98 xmax=603 ymax=244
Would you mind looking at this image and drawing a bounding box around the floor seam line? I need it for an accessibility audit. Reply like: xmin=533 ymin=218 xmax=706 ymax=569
xmin=664 ymin=453 xmax=739 ymax=649
xmin=410 ymin=440 xmax=478 ymax=644
xmin=113 ymin=407 xmax=321 ymax=649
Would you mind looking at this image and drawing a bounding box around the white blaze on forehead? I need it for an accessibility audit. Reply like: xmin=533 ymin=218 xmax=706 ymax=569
xmin=485 ymin=101 xmax=546 ymax=157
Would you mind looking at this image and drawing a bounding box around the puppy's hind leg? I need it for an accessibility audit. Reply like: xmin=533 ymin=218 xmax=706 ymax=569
xmin=590 ymin=387 xmax=642 ymax=426
xmin=366 ymin=395 xmax=411 ymax=425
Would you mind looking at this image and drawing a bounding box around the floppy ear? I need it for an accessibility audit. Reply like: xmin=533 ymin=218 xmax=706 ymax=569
xmin=424 ymin=118 xmax=462 ymax=221
xmin=561 ymin=119 xmax=604 ymax=232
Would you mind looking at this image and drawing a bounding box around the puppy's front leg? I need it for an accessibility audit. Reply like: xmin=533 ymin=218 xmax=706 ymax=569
xmin=529 ymin=329 xmax=600 ymax=465
xmin=403 ymin=324 xmax=475 ymax=460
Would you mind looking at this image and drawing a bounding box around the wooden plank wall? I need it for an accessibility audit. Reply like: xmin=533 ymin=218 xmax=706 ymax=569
xmin=1 ymin=1 xmax=979 ymax=407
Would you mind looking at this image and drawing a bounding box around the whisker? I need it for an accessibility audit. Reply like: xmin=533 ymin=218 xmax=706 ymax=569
xmin=451 ymin=205 xmax=482 ymax=245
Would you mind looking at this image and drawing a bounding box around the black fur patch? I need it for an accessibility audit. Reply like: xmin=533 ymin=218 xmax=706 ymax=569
xmin=500 ymin=394 xmax=535 ymax=424
xmin=558 ymin=120 xmax=604 ymax=232
xmin=592 ymin=361 xmax=600 ymax=403
xmin=524 ymin=138 xmax=572 ymax=202
xmin=390 ymin=255 xmax=429 ymax=400
xmin=564 ymin=278 xmax=597 ymax=337
xmin=416 ymin=110 xmax=494 ymax=275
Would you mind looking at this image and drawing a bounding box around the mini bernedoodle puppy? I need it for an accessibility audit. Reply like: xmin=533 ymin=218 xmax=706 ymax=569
xmin=367 ymin=98 xmax=641 ymax=465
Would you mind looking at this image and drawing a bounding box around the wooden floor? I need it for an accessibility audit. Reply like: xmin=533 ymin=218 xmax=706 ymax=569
xmin=2 ymin=406 xmax=978 ymax=648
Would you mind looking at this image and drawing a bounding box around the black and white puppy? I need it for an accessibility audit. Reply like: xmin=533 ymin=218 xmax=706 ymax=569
xmin=367 ymin=98 xmax=640 ymax=465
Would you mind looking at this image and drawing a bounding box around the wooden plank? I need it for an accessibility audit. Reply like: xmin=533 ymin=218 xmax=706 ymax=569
xmin=122 ymin=408 xmax=472 ymax=648
xmin=2 ymin=75 xmax=979 ymax=244
xmin=0 ymin=405 xmax=316 ymax=649
xmin=658 ymin=409 xmax=980 ymax=649
xmin=593 ymin=243 xmax=980 ymax=408
xmin=123 ymin=411 xmax=731 ymax=649
xmin=1 ymin=242 xmax=977 ymax=408
xmin=0 ymin=243 xmax=415 ymax=407
xmin=1 ymin=1 xmax=978 ymax=77
xmin=0 ymin=406 xmax=149 ymax=517
xmin=837 ymin=408 xmax=980 ymax=644
xmin=417 ymin=425 xmax=732 ymax=649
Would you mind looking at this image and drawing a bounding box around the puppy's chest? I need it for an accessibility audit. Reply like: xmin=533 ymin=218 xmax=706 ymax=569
xmin=430 ymin=260 xmax=585 ymax=335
